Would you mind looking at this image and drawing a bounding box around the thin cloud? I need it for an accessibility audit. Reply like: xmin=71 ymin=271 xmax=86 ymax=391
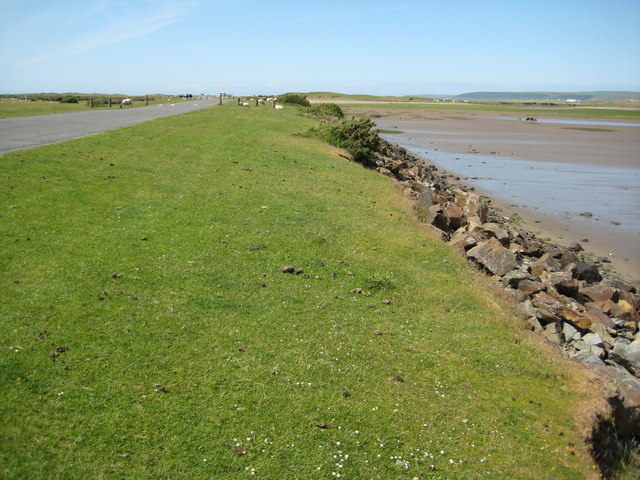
xmin=17 ymin=8 xmax=183 ymax=67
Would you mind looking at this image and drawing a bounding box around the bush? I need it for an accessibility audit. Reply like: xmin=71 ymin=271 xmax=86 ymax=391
xmin=278 ymin=93 xmax=310 ymax=107
xmin=308 ymin=117 xmax=383 ymax=168
xmin=307 ymin=103 xmax=344 ymax=118
xmin=59 ymin=96 xmax=78 ymax=104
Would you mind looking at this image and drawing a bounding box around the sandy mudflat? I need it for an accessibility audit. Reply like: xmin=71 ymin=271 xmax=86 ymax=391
xmin=346 ymin=106 xmax=640 ymax=283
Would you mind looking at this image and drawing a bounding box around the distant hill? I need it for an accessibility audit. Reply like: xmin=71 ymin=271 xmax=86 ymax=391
xmin=453 ymin=91 xmax=640 ymax=102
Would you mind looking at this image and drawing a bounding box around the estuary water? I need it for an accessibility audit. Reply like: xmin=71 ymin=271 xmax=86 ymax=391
xmin=375 ymin=113 xmax=640 ymax=281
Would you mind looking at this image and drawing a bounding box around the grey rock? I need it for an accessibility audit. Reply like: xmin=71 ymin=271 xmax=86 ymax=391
xmin=570 ymin=350 xmax=605 ymax=366
xmin=583 ymin=332 xmax=605 ymax=348
xmin=518 ymin=299 xmax=538 ymax=319
xmin=609 ymin=341 xmax=640 ymax=376
xmin=562 ymin=322 xmax=579 ymax=343
xmin=589 ymin=362 xmax=640 ymax=437
xmin=573 ymin=340 xmax=589 ymax=351
xmin=525 ymin=316 xmax=543 ymax=333
xmin=543 ymin=322 xmax=562 ymax=344
xmin=589 ymin=345 xmax=606 ymax=359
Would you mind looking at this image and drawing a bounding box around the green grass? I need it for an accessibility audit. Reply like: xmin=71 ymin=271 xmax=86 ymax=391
xmin=0 ymin=97 xmax=187 ymax=118
xmin=0 ymin=103 xmax=600 ymax=479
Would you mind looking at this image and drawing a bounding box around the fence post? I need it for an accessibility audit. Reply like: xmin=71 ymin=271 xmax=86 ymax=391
xmin=109 ymin=98 xmax=112 ymax=108
xmin=219 ymin=93 xmax=222 ymax=105
xmin=145 ymin=95 xmax=148 ymax=106
xmin=254 ymin=97 xmax=258 ymax=107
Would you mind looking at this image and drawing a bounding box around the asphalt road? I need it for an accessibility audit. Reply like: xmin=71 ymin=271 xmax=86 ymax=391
xmin=0 ymin=97 xmax=220 ymax=154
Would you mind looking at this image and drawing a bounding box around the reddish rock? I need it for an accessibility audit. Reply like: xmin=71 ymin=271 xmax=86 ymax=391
xmin=547 ymin=271 xmax=579 ymax=297
xmin=464 ymin=202 xmax=489 ymax=223
xmin=482 ymin=223 xmax=510 ymax=245
xmin=428 ymin=205 xmax=448 ymax=231
xmin=466 ymin=237 xmax=516 ymax=277
xmin=584 ymin=308 xmax=615 ymax=329
xmin=431 ymin=192 xmax=449 ymax=204
xmin=530 ymin=253 xmax=561 ymax=276
xmin=586 ymin=300 xmax=615 ymax=315
xmin=531 ymin=292 xmax=592 ymax=329
xmin=443 ymin=202 xmax=467 ymax=230
xmin=448 ymin=230 xmax=484 ymax=253
xmin=517 ymin=279 xmax=546 ymax=296
xmin=389 ymin=160 xmax=409 ymax=173
xmin=580 ymin=285 xmax=619 ymax=303
xmin=397 ymin=168 xmax=418 ymax=181
xmin=618 ymin=290 xmax=639 ymax=311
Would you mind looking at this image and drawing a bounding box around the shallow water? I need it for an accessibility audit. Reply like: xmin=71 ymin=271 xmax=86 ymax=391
xmin=387 ymin=142 xmax=640 ymax=236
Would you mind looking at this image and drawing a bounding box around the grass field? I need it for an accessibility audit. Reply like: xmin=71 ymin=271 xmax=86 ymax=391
xmin=0 ymin=97 xmax=188 ymax=118
xmin=0 ymin=103 xmax=606 ymax=479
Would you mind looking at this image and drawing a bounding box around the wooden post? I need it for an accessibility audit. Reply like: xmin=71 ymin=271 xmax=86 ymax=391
xmin=219 ymin=93 xmax=222 ymax=105
xmin=254 ymin=97 xmax=258 ymax=107
xmin=237 ymin=98 xmax=241 ymax=105
xmin=90 ymin=98 xmax=93 ymax=108
xmin=145 ymin=95 xmax=149 ymax=106
xmin=109 ymin=98 xmax=112 ymax=108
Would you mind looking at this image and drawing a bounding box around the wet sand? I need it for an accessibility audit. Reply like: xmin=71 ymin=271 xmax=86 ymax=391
xmin=348 ymin=107 xmax=640 ymax=283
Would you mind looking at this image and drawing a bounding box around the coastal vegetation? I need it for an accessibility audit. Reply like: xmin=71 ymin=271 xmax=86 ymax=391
xmin=306 ymin=102 xmax=344 ymax=118
xmin=276 ymin=93 xmax=311 ymax=107
xmin=305 ymin=116 xmax=382 ymax=167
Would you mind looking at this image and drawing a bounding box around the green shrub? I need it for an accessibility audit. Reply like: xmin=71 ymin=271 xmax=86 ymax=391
xmin=307 ymin=117 xmax=383 ymax=168
xmin=59 ymin=96 xmax=78 ymax=104
xmin=307 ymin=103 xmax=344 ymax=118
xmin=278 ymin=93 xmax=310 ymax=107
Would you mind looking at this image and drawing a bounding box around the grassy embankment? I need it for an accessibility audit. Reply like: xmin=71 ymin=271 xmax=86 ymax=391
xmin=1 ymin=103 xmax=603 ymax=479
xmin=0 ymin=96 xmax=189 ymax=119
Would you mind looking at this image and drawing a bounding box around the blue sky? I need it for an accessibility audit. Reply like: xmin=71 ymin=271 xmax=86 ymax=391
xmin=1 ymin=0 xmax=639 ymax=95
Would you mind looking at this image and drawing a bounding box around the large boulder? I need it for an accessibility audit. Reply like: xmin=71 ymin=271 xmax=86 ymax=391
xmin=482 ymin=223 xmax=510 ymax=245
xmin=466 ymin=237 xmax=516 ymax=277
xmin=574 ymin=261 xmax=602 ymax=283
xmin=546 ymin=271 xmax=580 ymax=297
xmin=580 ymin=285 xmax=619 ymax=303
xmin=448 ymin=229 xmax=484 ymax=253
xmin=443 ymin=202 xmax=467 ymax=230
xmin=530 ymin=253 xmax=561 ymax=276
xmin=531 ymin=292 xmax=592 ymax=329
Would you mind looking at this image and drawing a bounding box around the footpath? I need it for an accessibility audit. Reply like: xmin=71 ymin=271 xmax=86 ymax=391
xmin=0 ymin=97 xmax=219 ymax=154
